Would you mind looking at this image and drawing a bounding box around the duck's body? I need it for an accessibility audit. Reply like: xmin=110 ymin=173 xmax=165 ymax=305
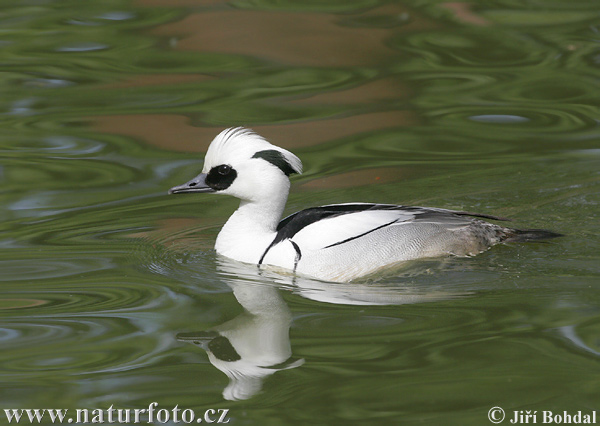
xmin=169 ymin=128 xmax=559 ymax=282
xmin=215 ymin=202 xmax=522 ymax=282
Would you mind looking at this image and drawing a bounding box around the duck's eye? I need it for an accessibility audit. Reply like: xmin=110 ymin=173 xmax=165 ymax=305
xmin=218 ymin=164 xmax=232 ymax=175
xmin=206 ymin=164 xmax=237 ymax=190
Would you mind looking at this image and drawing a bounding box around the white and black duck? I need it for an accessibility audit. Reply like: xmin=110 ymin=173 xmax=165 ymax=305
xmin=169 ymin=127 xmax=560 ymax=282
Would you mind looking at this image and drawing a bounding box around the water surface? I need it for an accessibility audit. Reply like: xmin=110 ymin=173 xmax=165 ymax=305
xmin=1 ymin=1 xmax=599 ymax=425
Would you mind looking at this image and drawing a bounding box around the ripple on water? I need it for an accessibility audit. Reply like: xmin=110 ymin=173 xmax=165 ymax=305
xmin=96 ymin=11 xmax=136 ymax=21
xmin=41 ymin=136 xmax=106 ymax=154
xmin=558 ymin=317 xmax=600 ymax=358
xmin=432 ymin=105 xmax=599 ymax=136
xmin=0 ymin=317 xmax=161 ymax=374
xmin=134 ymin=234 xmax=229 ymax=294
xmin=393 ymin=30 xmax=551 ymax=67
xmin=22 ymin=78 xmax=74 ymax=88
xmin=0 ymin=259 xmax=113 ymax=281
xmin=67 ymin=11 xmax=136 ymax=26
xmin=55 ymin=43 xmax=109 ymax=52
xmin=0 ymin=322 xmax=91 ymax=347
xmin=6 ymin=156 xmax=138 ymax=192
xmin=294 ymin=312 xmax=405 ymax=334
xmin=1 ymin=283 xmax=174 ymax=316
xmin=469 ymin=114 xmax=530 ymax=123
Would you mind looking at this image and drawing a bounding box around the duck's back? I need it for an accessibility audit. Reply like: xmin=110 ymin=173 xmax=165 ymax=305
xmin=259 ymin=203 xmax=514 ymax=282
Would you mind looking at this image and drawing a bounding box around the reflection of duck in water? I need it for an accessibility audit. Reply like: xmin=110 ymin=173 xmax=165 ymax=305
xmin=176 ymin=259 xmax=468 ymax=400
xmin=169 ymin=127 xmax=561 ymax=282
xmin=177 ymin=280 xmax=303 ymax=401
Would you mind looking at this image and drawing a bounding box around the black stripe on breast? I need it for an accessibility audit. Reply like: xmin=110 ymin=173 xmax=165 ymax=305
xmin=257 ymin=238 xmax=303 ymax=270
xmin=290 ymin=240 xmax=302 ymax=272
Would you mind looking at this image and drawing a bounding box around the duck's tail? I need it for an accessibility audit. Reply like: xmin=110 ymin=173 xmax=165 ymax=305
xmin=503 ymin=228 xmax=563 ymax=243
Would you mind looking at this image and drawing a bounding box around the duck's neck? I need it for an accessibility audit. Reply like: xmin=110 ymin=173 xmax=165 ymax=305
xmin=215 ymin=194 xmax=288 ymax=261
xmin=228 ymin=198 xmax=287 ymax=233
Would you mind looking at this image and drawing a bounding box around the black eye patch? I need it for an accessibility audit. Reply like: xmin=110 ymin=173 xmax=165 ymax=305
xmin=205 ymin=164 xmax=237 ymax=190
xmin=208 ymin=335 xmax=241 ymax=362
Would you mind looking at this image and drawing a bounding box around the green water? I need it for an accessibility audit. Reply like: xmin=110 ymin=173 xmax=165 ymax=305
xmin=1 ymin=1 xmax=599 ymax=425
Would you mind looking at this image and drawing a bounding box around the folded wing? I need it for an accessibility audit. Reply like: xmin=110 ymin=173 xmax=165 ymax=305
xmin=276 ymin=203 xmax=500 ymax=252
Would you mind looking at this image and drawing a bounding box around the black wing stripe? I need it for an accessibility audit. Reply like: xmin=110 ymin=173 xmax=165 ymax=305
xmin=275 ymin=204 xmax=399 ymax=243
xmin=451 ymin=210 xmax=511 ymax=222
xmin=322 ymin=218 xmax=399 ymax=249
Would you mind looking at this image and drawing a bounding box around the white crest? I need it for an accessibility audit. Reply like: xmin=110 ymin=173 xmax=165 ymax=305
xmin=202 ymin=127 xmax=302 ymax=175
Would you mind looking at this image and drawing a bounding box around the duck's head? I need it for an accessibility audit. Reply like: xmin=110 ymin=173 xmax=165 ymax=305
xmin=169 ymin=127 xmax=302 ymax=202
